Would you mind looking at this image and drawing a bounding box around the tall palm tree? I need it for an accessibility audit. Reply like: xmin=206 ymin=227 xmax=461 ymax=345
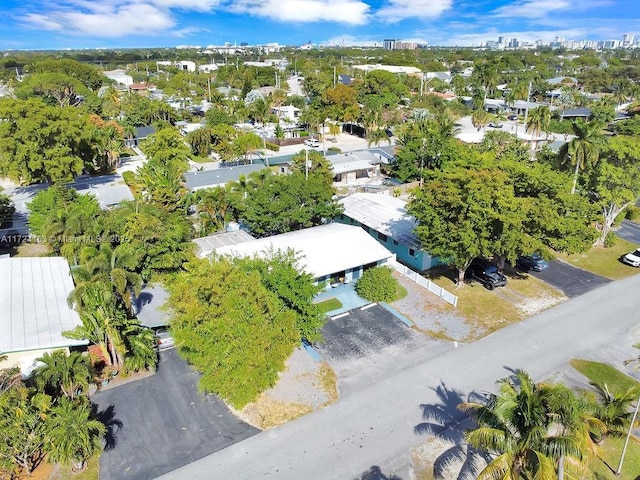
xmin=459 ymin=370 xmax=585 ymax=480
xmin=471 ymin=109 xmax=491 ymax=131
xmin=560 ymin=121 xmax=607 ymax=194
xmin=46 ymin=398 xmax=106 ymax=472
xmin=588 ymin=381 xmax=638 ymax=438
xmin=526 ymin=106 xmax=552 ymax=148
xmin=34 ymin=350 xmax=92 ymax=401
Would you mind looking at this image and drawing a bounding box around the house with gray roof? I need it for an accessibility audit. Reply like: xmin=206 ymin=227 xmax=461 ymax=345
xmin=184 ymin=163 xmax=267 ymax=191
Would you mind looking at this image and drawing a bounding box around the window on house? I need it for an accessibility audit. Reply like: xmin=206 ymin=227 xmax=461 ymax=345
xmin=393 ymin=240 xmax=399 ymax=246
xmin=377 ymin=232 xmax=388 ymax=242
xmin=409 ymin=248 xmax=416 ymax=257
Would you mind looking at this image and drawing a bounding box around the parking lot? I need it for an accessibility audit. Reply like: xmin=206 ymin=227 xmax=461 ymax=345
xmin=93 ymin=349 xmax=258 ymax=480
xmin=528 ymin=260 xmax=611 ymax=297
xmin=316 ymin=304 xmax=446 ymax=394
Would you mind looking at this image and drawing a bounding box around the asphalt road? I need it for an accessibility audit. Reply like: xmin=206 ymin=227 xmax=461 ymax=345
xmin=93 ymin=349 xmax=258 ymax=480
xmin=616 ymin=220 xmax=640 ymax=246
xmin=158 ymin=273 xmax=640 ymax=480
xmin=528 ymin=260 xmax=610 ymax=297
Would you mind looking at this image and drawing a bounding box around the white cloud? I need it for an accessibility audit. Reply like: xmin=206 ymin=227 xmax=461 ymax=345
xmin=491 ymin=0 xmax=572 ymax=19
xmin=227 ymin=0 xmax=371 ymax=24
xmin=20 ymin=13 xmax=65 ymax=32
xmin=376 ymin=0 xmax=452 ymax=22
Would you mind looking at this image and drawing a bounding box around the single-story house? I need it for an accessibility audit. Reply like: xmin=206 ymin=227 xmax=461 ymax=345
xmin=337 ymin=74 xmax=353 ymax=86
xmin=272 ymin=105 xmax=300 ymax=123
xmin=125 ymin=126 xmax=155 ymax=148
xmin=559 ymin=107 xmax=591 ymax=121
xmin=425 ymin=72 xmax=452 ymax=83
xmin=547 ymin=76 xmax=578 ymax=86
xmin=103 ymin=69 xmax=134 ymax=87
xmin=193 ymin=229 xmax=254 ymax=257
xmin=199 ymin=223 xmax=395 ymax=285
xmin=338 ymin=193 xmax=442 ymax=271
xmin=80 ymin=184 xmax=135 ymax=209
xmin=0 ymin=256 xmax=88 ymax=376
xmin=328 ymin=152 xmax=379 ymax=186
xmin=184 ymin=163 xmax=267 ymax=191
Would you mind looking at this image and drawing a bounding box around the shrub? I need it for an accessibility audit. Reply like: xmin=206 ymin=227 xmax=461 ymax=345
xmin=604 ymin=232 xmax=617 ymax=248
xmin=626 ymin=205 xmax=640 ymax=221
xmin=327 ymin=147 xmax=341 ymax=153
xmin=300 ymin=131 xmax=310 ymax=137
xmin=122 ymin=171 xmax=135 ymax=186
xmin=355 ymin=266 xmax=399 ymax=303
xmin=265 ymin=141 xmax=280 ymax=152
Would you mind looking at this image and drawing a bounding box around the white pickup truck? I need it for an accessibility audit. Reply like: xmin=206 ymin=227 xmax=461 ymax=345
xmin=622 ymin=249 xmax=640 ymax=267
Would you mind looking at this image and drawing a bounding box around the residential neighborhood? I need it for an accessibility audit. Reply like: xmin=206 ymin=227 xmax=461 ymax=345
xmin=2 ymin=29 xmax=640 ymax=480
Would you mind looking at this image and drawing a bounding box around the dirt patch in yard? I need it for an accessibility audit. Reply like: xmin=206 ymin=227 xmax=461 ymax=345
xmin=239 ymin=347 xmax=338 ymax=429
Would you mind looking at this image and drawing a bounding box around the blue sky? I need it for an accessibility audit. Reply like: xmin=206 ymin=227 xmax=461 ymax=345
xmin=0 ymin=0 xmax=638 ymax=50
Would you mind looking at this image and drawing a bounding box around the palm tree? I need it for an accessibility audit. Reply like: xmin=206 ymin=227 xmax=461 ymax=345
xmin=560 ymin=121 xmax=607 ymax=194
xmin=71 ymin=244 xmax=142 ymax=316
xmin=459 ymin=370 xmax=585 ymax=480
xmin=34 ymin=350 xmax=92 ymax=401
xmin=471 ymin=109 xmax=491 ymax=131
xmin=526 ymin=106 xmax=552 ymax=147
xmin=589 ymin=381 xmax=638 ymax=438
xmin=46 ymin=398 xmax=106 ymax=472
xmin=123 ymin=324 xmax=158 ymax=372
xmin=328 ymin=122 xmax=341 ymax=140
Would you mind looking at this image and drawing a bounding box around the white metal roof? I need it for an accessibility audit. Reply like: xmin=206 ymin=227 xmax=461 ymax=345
xmin=193 ymin=230 xmax=255 ymax=257
xmin=212 ymin=223 xmax=394 ymax=279
xmin=0 ymin=257 xmax=87 ymax=354
xmin=339 ymin=193 xmax=422 ymax=249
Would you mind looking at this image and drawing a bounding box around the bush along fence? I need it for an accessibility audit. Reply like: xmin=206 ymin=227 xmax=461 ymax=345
xmin=389 ymin=260 xmax=458 ymax=307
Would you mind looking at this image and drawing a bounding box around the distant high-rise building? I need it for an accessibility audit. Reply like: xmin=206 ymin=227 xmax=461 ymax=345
xmin=623 ymin=33 xmax=635 ymax=45
xmin=395 ymin=41 xmax=418 ymax=50
xmin=383 ymin=39 xmax=396 ymax=50
xmin=498 ymin=36 xmax=505 ymax=44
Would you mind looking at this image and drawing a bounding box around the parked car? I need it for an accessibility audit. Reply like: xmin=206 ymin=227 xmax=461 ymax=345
xmin=508 ymin=115 xmax=518 ymax=121
xmin=465 ymin=258 xmax=507 ymax=290
xmin=155 ymin=329 xmax=175 ymax=350
xmin=516 ymin=253 xmax=549 ymax=272
xmin=304 ymin=138 xmax=320 ymax=147
xmin=622 ymin=249 xmax=640 ymax=267
xmin=488 ymin=122 xmax=503 ymax=128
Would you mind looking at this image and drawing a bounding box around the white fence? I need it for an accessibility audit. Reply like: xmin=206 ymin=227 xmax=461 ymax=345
xmin=390 ymin=260 xmax=458 ymax=307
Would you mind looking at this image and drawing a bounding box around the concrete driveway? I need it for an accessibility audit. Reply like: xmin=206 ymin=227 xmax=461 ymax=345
xmin=93 ymin=349 xmax=258 ymax=480
xmin=527 ymin=260 xmax=610 ymax=297
xmin=616 ymin=220 xmax=640 ymax=245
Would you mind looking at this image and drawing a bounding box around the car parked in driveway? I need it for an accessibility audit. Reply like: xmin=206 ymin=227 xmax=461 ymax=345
xmin=466 ymin=258 xmax=507 ymax=290
xmin=304 ymin=138 xmax=320 ymax=147
xmin=622 ymin=248 xmax=640 ymax=267
xmin=155 ymin=329 xmax=175 ymax=350
xmin=488 ymin=122 xmax=503 ymax=128
xmin=516 ymin=253 xmax=549 ymax=272
xmin=508 ymin=115 xmax=518 ymax=121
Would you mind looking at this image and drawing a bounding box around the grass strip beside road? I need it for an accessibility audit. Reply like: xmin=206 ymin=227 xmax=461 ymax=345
xmin=589 ymin=431 xmax=640 ymax=479
xmin=556 ymin=236 xmax=640 ymax=280
xmin=570 ymin=359 xmax=640 ymax=395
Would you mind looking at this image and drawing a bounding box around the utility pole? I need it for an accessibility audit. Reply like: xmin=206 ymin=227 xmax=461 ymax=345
xmin=523 ymin=81 xmax=533 ymax=133
xmin=616 ymin=395 xmax=640 ymax=476
xmin=334 ymin=66 xmax=337 ymax=87
xmin=207 ymin=76 xmax=211 ymax=103
xmin=305 ymin=148 xmax=309 ymax=180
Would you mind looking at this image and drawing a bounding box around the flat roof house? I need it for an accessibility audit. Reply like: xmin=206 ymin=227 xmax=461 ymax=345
xmin=195 ymin=223 xmax=395 ymax=285
xmin=184 ymin=164 xmax=268 ymax=191
xmin=338 ymin=193 xmax=442 ymax=271
xmin=0 ymin=256 xmax=88 ymax=376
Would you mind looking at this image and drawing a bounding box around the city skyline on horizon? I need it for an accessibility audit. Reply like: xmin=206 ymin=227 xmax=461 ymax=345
xmin=0 ymin=0 xmax=638 ymax=51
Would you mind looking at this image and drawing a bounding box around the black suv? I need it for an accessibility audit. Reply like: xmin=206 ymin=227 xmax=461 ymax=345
xmin=466 ymin=258 xmax=507 ymax=290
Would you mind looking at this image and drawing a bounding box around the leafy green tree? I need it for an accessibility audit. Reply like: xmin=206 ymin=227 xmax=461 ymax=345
xmin=355 ymin=266 xmax=398 ymax=303
xmin=479 ymin=131 xmax=529 ymax=163
xmin=0 ymin=98 xmax=97 ymax=184
xmin=0 ymin=192 xmax=15 ymax=226
xmin=34 ymin=350 xmax=92 ymax=401
xmin=239 ymin=170 xmax=343 ymax=237
xmin=408 ymin=162 xmax=527 ymax=285
xmin=168 ymin=256 xmax=300 ymax=408
xmin=193 ymin=186 xmax=235 ymax=235
xmin=460 ymin=371 xmax=586 ymax=480
xmin=46 ymin=398 xmax=106 ymax=472
xmin=15 ymin=72 xmax=92 ymax=108
xmin=33 ymin=58 xmax=104 ymax=92
xmin=236 ymin=249 xmax=325 ymax=343
xmin=587 ymin=135 xmax=640 ymax=246
xmin=187 ymin=126 xmax=213 ymax=157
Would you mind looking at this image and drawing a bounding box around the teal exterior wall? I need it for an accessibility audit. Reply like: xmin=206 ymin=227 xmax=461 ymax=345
xmin=336 ymin=215 xmax=442 ymax=272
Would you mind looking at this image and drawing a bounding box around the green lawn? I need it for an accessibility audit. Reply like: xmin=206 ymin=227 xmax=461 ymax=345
xmin=393 ymin=284 xmax=408 ymax=302
xmin=190 ymin=155 xmax=214 ymax=164
xmin=570 ymin=359 xmax=640 ymax=395
xmin=590 ymin=435 xmax=640 ymax=480
xmin=556 ymin=236 xmax=640 ymax=280
xmin=315 ymin=297 xmax=343 ymax=314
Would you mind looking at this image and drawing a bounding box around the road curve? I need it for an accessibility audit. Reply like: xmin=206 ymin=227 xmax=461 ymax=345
xmin=158 ymin=274 xmax=640 ymax=480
